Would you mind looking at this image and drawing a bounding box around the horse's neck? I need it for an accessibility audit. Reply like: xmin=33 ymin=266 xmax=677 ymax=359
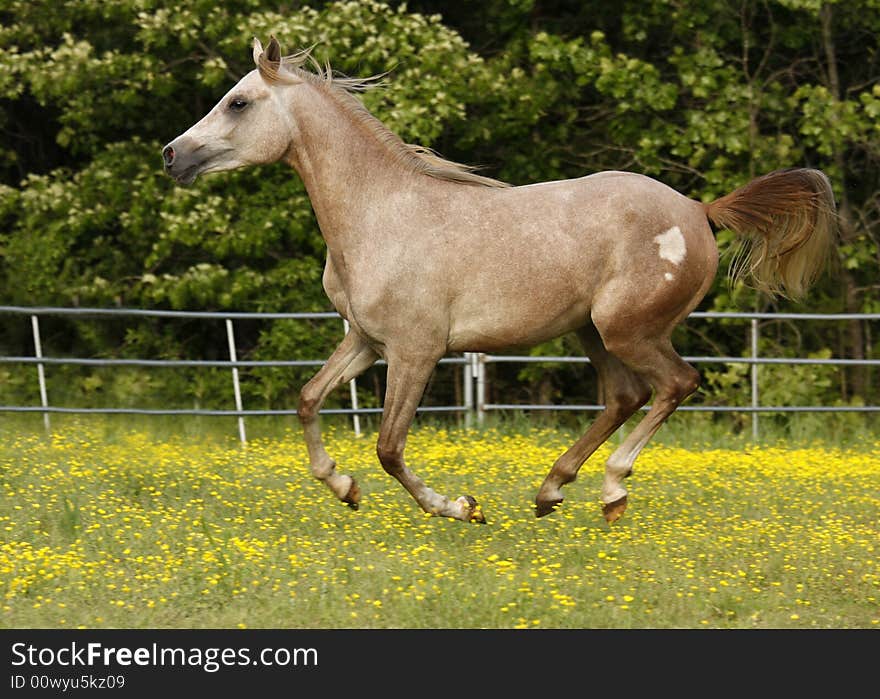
xmin=286 ymin=84 xmax=409 ymax=246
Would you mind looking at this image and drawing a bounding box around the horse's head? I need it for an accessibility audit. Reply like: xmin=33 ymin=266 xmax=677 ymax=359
xmin=162 ymin=37 xmax=295 ymax=184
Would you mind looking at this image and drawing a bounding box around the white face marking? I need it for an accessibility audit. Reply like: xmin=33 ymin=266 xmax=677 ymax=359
xmin=664 ymin=272 xmax=674 ymax=281
xmin=654 ymin=226 xmax=686 ymax=265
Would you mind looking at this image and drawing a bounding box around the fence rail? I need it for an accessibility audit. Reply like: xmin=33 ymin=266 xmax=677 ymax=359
xmin=2 ymin=306 xmax=878 ymax=442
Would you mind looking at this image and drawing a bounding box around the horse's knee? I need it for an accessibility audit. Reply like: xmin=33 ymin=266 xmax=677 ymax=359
xmin=298 ymin=389 xmax=320 ymax=423
xmin=376 ymin=439 xmax=404 ymax=475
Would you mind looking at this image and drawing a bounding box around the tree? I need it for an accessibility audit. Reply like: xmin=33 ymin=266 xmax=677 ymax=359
xmin=1 ymin=0 xmax=877 ymax=415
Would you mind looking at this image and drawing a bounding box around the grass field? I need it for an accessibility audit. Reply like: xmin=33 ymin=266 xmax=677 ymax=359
xmin=1 ymin=415 xmax=878 ymax=629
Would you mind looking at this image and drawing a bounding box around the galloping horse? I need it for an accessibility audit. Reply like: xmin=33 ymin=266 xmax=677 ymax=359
xmin=163 ymin=37 xmax=836 ymax=524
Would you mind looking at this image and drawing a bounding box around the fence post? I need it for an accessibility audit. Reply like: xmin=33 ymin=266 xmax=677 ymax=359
xmin=463 ymin=352 xmax=474 ymax=428
xmin=31 ymin=315 xmax=50 ymax=434
xmin=342 ymin=319 xmax=361 ymax=437
xmin=225 ymin=319 xmax=247 ymax=445
xmin=476 ymin=353 xmax=486 ymax=424
xmin=751 ymin=318 xmax=759 ymax=442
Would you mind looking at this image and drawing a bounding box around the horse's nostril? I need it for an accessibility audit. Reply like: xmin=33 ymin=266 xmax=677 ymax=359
xmin=163 ymin=146 xmax=175 ymax=168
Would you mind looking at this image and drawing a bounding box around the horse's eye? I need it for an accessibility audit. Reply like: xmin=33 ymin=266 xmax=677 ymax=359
xmin=229 ymin=99 xmax=248 ymax=112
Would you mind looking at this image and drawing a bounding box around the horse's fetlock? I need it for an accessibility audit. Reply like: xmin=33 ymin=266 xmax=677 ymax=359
xmin=311 ymin=456 xmax=336 ymax=481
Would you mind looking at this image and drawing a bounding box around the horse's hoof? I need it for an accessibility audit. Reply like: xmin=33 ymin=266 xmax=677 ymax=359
xmin=343 ymin=478 xmax=361 ymax=510
xmin=461 ymin=495 xmax=486 ymax=524
xmin=535 ymin=497 xmax=562 ymax=518
xmin=602 ymin=495 xmax=627 ymax=524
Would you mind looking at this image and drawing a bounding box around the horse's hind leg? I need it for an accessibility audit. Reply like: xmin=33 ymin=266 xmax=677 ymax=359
xmin=299 ymin=330 xmax=379 ymax=508
xmin=535 ymin=324 xmax=651 ymax=517
xmin=376 ymin=349 xmax=485 ymax=523
xmin=596 ymin=334 xmax=701 ymax=523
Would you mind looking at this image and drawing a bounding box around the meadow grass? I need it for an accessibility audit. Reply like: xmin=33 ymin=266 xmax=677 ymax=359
xmin=1 ymin=414 xmax=878 ymax=629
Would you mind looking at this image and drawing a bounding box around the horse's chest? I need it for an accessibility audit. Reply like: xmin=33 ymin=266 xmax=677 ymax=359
xmin=321 ymin=255 xmax=350 ymax=316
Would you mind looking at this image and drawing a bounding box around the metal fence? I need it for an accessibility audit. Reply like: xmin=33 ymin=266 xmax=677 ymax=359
xmin=1 ymin=305 xmax=878 ymax=442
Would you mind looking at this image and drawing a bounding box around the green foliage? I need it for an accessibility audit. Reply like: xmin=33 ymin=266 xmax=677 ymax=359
xmin=1 ymin=0 xmax=878 ymax=413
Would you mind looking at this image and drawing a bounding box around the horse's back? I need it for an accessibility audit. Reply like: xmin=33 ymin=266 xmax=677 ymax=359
xmin=444 ymin=171 xmax=718 ymax=351
xmin=556 ymin=171 xmax=719 ymax=340
xmin=483 ymin=169 xmax=717 ymax=291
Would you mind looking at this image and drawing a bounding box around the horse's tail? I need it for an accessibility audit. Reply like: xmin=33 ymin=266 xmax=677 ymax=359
xmin=704 ymin=168 xmax=838 ymax=300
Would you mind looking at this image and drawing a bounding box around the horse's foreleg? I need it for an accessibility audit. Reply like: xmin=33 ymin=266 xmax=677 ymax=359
xmin=376 ymin=352 xmax=486 ymax=523
xmin=598 ymin=340 xmax=700 ymax=523
xmin=535 ymin=325 xmax=651 ymax=517
xmin=299 ymin=330 xmax=379 ymax=508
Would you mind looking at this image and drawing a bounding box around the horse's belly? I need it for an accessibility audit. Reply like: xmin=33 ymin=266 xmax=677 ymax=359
xmin=447 ymin=296 xmax=590 ymax=352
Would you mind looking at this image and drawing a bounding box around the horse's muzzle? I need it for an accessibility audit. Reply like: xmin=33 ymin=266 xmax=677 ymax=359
xmin=161 ymin=138 xmax=201 ymax=185
xmin=162 ymin=145 xmax=176 ymax=169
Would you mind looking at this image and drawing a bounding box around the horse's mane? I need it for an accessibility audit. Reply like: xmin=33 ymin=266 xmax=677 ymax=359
xmin=256 ymin=47 xmax=508 ymax=189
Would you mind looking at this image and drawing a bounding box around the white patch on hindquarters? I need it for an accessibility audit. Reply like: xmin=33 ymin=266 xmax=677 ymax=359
xmin=664 ymin=272 xmax=674 ymax=281
xmin=654 ymin=226 xmax=686 ymax=265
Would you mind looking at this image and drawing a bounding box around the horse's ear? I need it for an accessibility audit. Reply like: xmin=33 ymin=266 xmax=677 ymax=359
xmin=265 ymin=35 xmax=282 ymax=66
xmin=252 ymin=37 xmax=264 ymax=67
xmin=254 ymin=35 xmax=284 ymax=83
